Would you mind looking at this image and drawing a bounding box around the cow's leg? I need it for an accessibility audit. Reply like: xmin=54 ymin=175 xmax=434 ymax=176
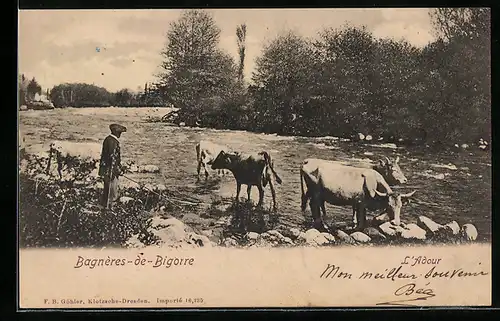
xmin=57 ymin=161 xmax=63 ymax=180
xmin=196 ymin=160 xmax=202 ymax=181
xmin=320 ymin=198 xmax=327 ymax=221
xmin=352 ymin=203 xmax=358 ymax=227
xmin=247 ymin=185 xmax=252 ymax=201
xmin=268 ymin=180 xmax=277 ymax=211
xmin=203 ymin=162 xmax=209 ymax=180
xmin=310 ymin=195 xmax=325 ymax=231
xmin=257 ymin=184 xmax=264 ymax=208
xmin=235 ymin=182 xmax=241 ymax=203
xmin=355 ymin=202 xmax=366 ymax=231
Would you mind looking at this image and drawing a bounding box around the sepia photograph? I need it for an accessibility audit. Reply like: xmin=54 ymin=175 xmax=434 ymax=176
xmin=18 ymin=8 xmax=491 ymax=309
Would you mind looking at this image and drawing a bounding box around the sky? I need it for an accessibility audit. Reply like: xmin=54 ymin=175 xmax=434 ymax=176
xmin=18 ymin=8 xmax=436 ymax=93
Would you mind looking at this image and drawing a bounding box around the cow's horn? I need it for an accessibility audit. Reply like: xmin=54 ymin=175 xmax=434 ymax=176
xmin=401 ymin=190 xmax=416 ymax=198
xmin=395 ymin=156 xmax=400 ymax=163
xmin=375 ymin=190 xmax=387 ymax=197
xmin=384 ymin=156 xmax=390 ymax=164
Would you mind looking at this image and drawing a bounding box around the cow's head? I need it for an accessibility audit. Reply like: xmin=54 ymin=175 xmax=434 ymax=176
xmin=374 ymin=189 xmax=416 ymax=226
xmin=211 ymin=151 xmax=232 ymax=170
xmin=378 ymin=156 xmax=408 ymax=185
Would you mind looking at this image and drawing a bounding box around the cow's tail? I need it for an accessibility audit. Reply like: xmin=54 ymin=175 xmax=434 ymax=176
xmin=300 ymin=167 xmax=308 ymax=212
xmin=261 ymin=151 xmax=282 ymax=185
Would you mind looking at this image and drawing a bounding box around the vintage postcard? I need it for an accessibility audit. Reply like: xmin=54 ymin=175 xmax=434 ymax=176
xmin=18 ymin=8 xmax=491 ymax=309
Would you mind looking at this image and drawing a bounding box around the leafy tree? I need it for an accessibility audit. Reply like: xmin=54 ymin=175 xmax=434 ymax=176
xmin=236 ymin=23 xmax=247 ymax=85
xmin=50 ymin=83 xmax=112 ymax=108
xmin=157 ymin=9 xmax=239 ymax=125
xmin=314 ymin=25 xmax=377 ymax=136
xmin=114 ymin=89 xmax=135 ymax=107
xmin=252 ymin=31 xmax=316 ymax=134
xmin=18 ymin=74 xmax=29 ymax=106
xmin=26 ymin=77 xmax=42 ymax=102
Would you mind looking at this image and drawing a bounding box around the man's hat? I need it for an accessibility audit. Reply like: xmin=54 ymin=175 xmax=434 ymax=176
xmin=109 ymin=123 xmax=127 ymax=134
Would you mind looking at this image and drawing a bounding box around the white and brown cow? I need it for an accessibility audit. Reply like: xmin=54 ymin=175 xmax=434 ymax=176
xmin=300 ymin=158 xmax=416 ymax=231
xmin=195 ymin=140 xmax=230 ymax=181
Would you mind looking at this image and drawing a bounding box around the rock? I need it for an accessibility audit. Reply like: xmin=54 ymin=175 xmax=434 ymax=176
xmin=372 ymin=213 xmax=390 ymax=226
xmin=365 ymin=135 xmax=373 ymax=141
xmin=215 ymin=216 xmax=232 ymax=227
xmin=350 ymin=232 xmax=371 ymax=243
xmin=93 ymin=181 xmax=104 ymax=190
xmin=151 ymin=225 xmax=185 ymax=244
xmin=119 ymin=196 xmax=135 ymax=204
xmin=364 ymin=152 xmax=374 ymax=156
xmin=200 ymin=230 xmax=213 ymax=237
xmin=150 ymin=216 xmax=185 ymax=230
xmin=185 ymin=232 xmax=213 ymax=247
xmin=288 ymin=228 xmax=302 ymax=240
xmin=417 ymin=216 xmax=445 ymax=234
xmin=479 ymin=145 xmax=487 ymax=151
xmin=304 ymin=228 xmax=321 ymax=241
xmin=334 ymin=230 xmax=356 ymax=244
xmin=139 ymin=165 xmax=160 ymax=173
xmin=401 ymin=223 xmax=427 ymax=240
xmin=461 ymin=224 xmax=478 ymax=241
xmin=312 ymin=234 xmax=330 ymax=246
xmin=246 ymin=232 xmax=260 ymax=241
xmin=320 ymin=232 xmax=336 ymax=243
xmin=155 ymin=184 xmax=167 ymax=192
xmin=266 ymin=230 xmax=284 ymax=239
xmin=461 ymin=143 xmax=469 ymax=149
xmin=296 ymin=232 xmax=307 ymax=244
xmin=125 ymin=234 xmax=145 ymax=248
xmin=357 ymin=133 xmax=365 ymax=141
xmin=445 ymin=221 xmax=460 ymax=235
xmin=261 ymin=230 xmax=293 ymax=246
xmin=301 ymin=229 xmax=325 ymax=246
xmin=379 ymin=222 xmax=405 ymax=237
xmin=222 ymin=237 xmax=239 ymax=247
xmin=363 ymin=227 xmax=387 ymax=241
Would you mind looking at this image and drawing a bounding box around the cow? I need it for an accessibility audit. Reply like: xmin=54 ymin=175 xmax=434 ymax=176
xmin=300 ymin=156 xmax=408 ymax=212
xmin=195 ymin=140 xmax=230 ymax=180
xmin=211 ymin=150 xmax=283 ymax=211
xmin=346 ymin=156 xmax=408 ymax=185
xmin=300 ymin=158 xmax=416 ymax=231
xmin=47 ymin=140 xmax=102 ymax=179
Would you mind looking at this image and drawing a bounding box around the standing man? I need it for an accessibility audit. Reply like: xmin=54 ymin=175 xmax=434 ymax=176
xmin=98 ymin=123 xmax=127 ymax=209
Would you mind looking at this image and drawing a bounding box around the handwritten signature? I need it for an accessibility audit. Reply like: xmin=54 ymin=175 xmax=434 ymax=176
xmin=376 ymin=283 xmax=436 ymax=306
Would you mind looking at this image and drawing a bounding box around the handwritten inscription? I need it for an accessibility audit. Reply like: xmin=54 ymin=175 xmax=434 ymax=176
xmin=319 ymin=260 xmax=489 ymax=306
xmin=376 ymin=282 xmax=436 ymax=306
xmin=73 ymin=253 xmax=195 ymax=269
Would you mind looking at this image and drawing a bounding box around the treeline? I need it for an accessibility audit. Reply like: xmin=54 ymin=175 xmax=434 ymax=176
xmin=18 ymin=74 xmax=42 ymax=106
xmin=158 ymin=9 xmax=490 ymax=145
xmin=48 ymin=83 xmax=166 ymax=108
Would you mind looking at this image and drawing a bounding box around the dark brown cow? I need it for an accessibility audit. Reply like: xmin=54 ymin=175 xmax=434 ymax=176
xmin=211 ymin=150 xmax=283 ymax=211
